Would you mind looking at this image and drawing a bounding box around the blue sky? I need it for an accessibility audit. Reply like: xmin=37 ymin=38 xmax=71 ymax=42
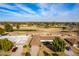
xmin=0 ymin=3 xmax=79 ymax=22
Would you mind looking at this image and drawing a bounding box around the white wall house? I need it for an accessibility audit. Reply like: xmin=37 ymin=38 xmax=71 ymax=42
xmin=0 ymin=35 xmax=29 ymax=45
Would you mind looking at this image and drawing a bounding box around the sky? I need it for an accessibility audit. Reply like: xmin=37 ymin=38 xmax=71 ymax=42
xmin=0 ymin=3 xmax=79 ymax=22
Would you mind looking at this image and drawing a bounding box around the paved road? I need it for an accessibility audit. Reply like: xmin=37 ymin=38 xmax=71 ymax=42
xmin=65 ymin=49 xmax=74 ymax=56
xmin=30 ymin=45 xmax=39 ymax=56
xmin=11 ymin=45 xmax=23 ymax=56
xmin=62 ymin=37 xmax=76 ymax=56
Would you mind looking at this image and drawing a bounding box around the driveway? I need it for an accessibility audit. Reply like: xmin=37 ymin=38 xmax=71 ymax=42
xmin=65 ymin=49 xmax=75 ymax=56
xmin=30 ymin=45 xmax=39 ymax=56
xmin=11 ymin=45 xmax=23 ymax=56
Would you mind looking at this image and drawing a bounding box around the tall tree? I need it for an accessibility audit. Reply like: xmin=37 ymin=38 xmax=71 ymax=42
xmin=4 ymin=23 xmax=13 ymax=32
xmin=16 ymin=23 xmax=20 ymax=29
xmin=0 ymin=28 xmax=5 ymax=35
xmin=0 ymin=38 xmax=13 ymax=51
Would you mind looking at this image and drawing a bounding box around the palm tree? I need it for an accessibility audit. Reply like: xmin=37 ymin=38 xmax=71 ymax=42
xmin=52 ymin=37 xmax=66 ymax=52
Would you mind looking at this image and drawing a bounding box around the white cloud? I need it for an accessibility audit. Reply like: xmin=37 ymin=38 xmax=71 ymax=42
xmin=0 ymin=8 xmax=28 ymax=17
xmin=0 ymin=3 xmax=79 ymax=22
xmin=36 ymin=3 xmax=79 ymax=22
xmin=0 ymin=3 xmax=17 ymax=10
xmin=15 ymin=4 xmax=40 ymax=17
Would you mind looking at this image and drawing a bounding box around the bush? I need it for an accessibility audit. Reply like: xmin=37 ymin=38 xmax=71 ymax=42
xmin=25 ymin=52 xmax=30 ymax=56
xmin=0 ymin=28 xmax=5 ymax=35
xmin=0 ymin=38 xmax=13 ymax=51
xmin=4 ymin=23 xmax=13 ymax=32
xmin=23 ymin=45 xmax=27 ymax=48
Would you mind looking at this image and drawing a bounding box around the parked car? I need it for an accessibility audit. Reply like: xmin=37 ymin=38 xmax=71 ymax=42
xmin=66 ymin=46 xmax=71 ymax=51
xmin=12 ymin=47 xmax=18 ymax=52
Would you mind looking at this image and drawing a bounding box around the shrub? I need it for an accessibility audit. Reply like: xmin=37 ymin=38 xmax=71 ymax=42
xmin=23 ymin=45 xmax=27 ymax=48
xmin=0 ymin=38 xmax=13 ymax=51
xmin=52 ymin=37 xmax=66 ymax=52
xmin=4 ymin=23 xmax=13 ymax=32
xmin=0 ymin=28 xmax=5 ymax=35
xmin=25 ymin=52 xmax=30 ymax=56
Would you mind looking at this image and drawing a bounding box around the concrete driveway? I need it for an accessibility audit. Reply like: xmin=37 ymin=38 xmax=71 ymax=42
xmin=30 ymin=45 xmax=39 ymax=56
xmin=11 ymin=45 xmax=23 ymax=56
